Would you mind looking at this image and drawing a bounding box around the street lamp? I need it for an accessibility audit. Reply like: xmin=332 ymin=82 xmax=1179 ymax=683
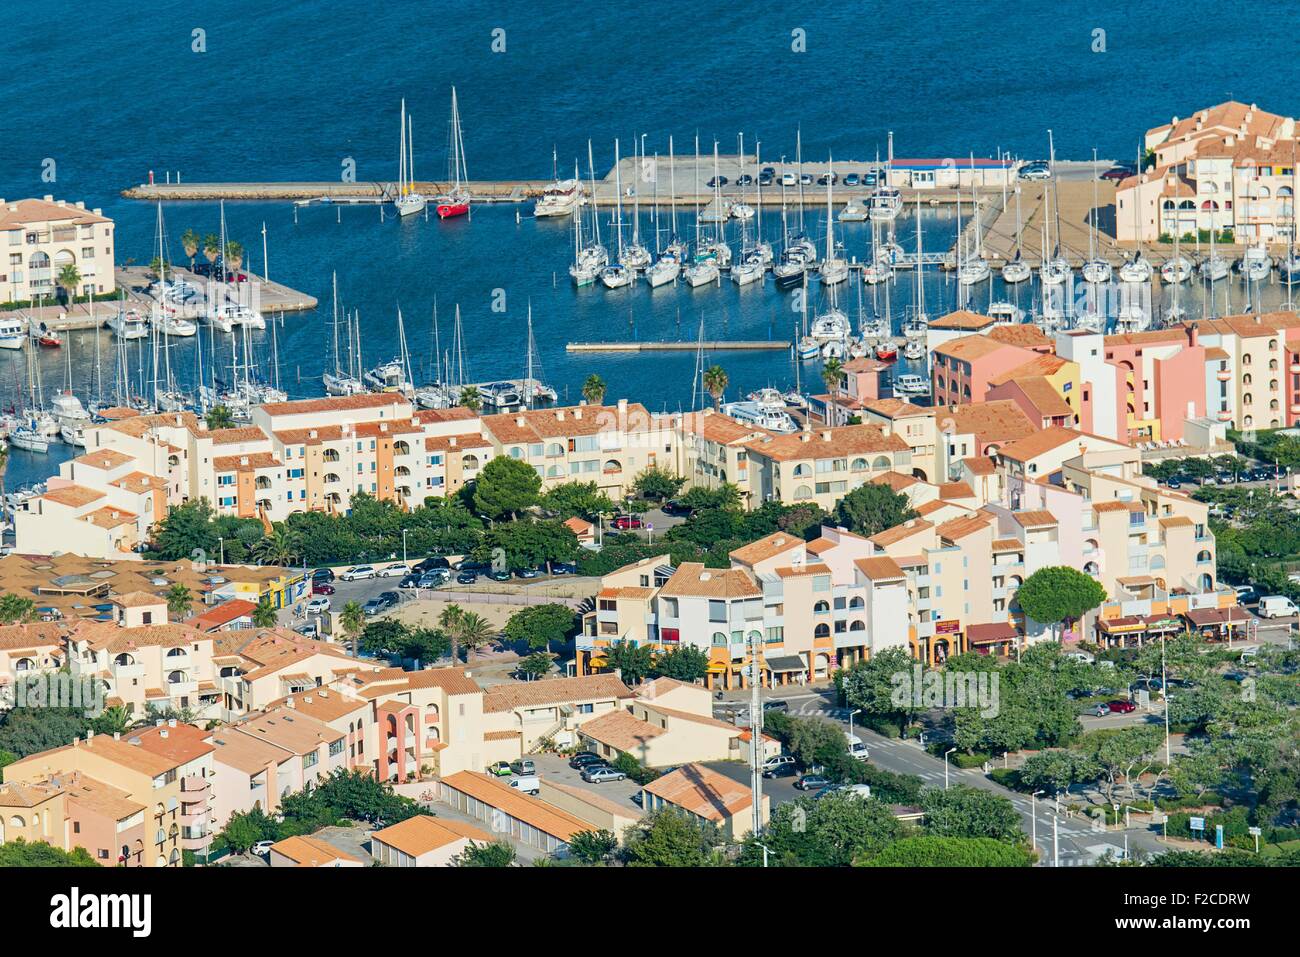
xmin=402 ymin=528 xmax=409 ymax=565
xmin=944 ymin=748 xmax=956 ymax=789
xmin=217 ymin=537 xmax=224 ymax=566
xmin=1032 ymin=790 xmax=1044 ymax=861
xmin=848 ymin=708 xmax=861 ymax=741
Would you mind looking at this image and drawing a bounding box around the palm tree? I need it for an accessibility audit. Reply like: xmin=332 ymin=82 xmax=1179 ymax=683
xmin=341 ymin=600 xmax=366 ymax=658
xmin=457 ymin=611 xmax=496 ymax=660
xmin=206 ymin=405 xmax=236 ymax=431
xmin=202 ymin=233 xmax=221 ymax=267
xmin=821 ymin=356 xmax=844 ymax=400
xmin=0 ymin=593 xmax=37 ymax=624
xmin=180 ymin=229 xmax=200 ymax=270
xmin=91 ymin=704 xmax=132 ymax=735
xmin=703 ymin=365 xmax=729 ymax=411
xmin=252 ymin=598 xmax=278 ymax=628
xmin=56 ymin=263 xmax=82 ymax=312
xmin=224 ymin=241 xmax=245 ymax=273
xmin=165 ymin=583 xmax=193 ymax=621
xmin=582 ymin=374 xmax=607 ymax=406
xmin=458 ymin=386 xmax=482 ymax=413
xmin=254 ymin=526 xmax=299 ymax=567
xmin=439 ymin=603 xmax=465 ymax=663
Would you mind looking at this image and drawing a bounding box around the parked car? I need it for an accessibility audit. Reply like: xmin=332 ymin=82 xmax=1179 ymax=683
xmin=758 ymin=171 xmax=774 ymax=186
xmin=863 ymin=170 xmax=880 ymax=186
xmin=398 ymin=574 xmax=422 ymax=589
xmin=311 ymin=567 xmax=336 ymax=583
xmin=514 ymin=568 xmax=540 ymax=579
xmin=736 ymin=174 xmax=754 ymax=187
xmin=1165 ymin=479 xmax=1181 ymax=489
xmin=414 ymin=556 xmax=450 ymax=572
xmin=613 ymin=515 xmax=644 ymax=530
xmin=340 ymin=565 xmax=376 ymax=581
xmin=311 ymin=581 xmax=335 ymax=595
xmin=454 ymin=559 xmax=490 ymax=572
xmin=251 ymin=840 xmax=274 ymax=857
xmin=1108 ymin=700 xmax=1137 ymax=714
xmin=1101 ymin=164 xmax=1136 ymax=181
xmin=582 ymin=766 xmax=626 ymax=784
xmin=510 ymin=759 xmax=536 ymax=776
xmin=378 ymin=563 xmax=410 ymax=578
xmin=568 ymin=751 xmax=604 ymax=769
xmin=780 ymin=172 xmax=797 ymax=186
xmin=844 ymin=172 xmax=860 ymax=186
xmin=845 ymin=733 xmax=869 ymax=761
xmin=1090 ymin=703 xmax=1112 ymax=717
xmin=1020 ymin=164 xmax=1051 ymax=180
xmin=762 ymin=762 xmax=798 ymax=779
xmin=486 ymin=569 xmax=512 ymax=582
xmin=1234 ymin=585 xmax=1258 ymax=604
xmin=799 ymin=172 xmax=813 ymax=185
xmin=550 ymin=562 xmax=577 ymax=575
xmin=362 ymin=598 xmax=388 ymax=617
xmin=456 ymin=571 xmax=478 ymax=585
xmin=795 ymin=774 xmax=832 ymax=791
xmin=306 ymin=596 xmax=331 ymax=614
xmin=762 ymin=699 xmax=789 ymax=713
xmin=661 ymin=500 xmax=693 ymax=517
xmin=706 ymin=175 xmax=728 ymax=188
xmin=378 ymin=591 xmax=399 ymax=605
xmin=487 ymin=761 xmax=514 ymax=777
xmin=816 ymin=172 xmax=838 ymax=185
xmin=418 ymin=571 xmax=450 ymax=588
xmin=761 ymin=754 xmax=796 ymax=773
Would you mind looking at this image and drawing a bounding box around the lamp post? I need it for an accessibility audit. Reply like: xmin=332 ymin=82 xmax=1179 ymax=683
xmin=1160 ymin=633 xmax=1171 ymax=766
xmin=1032 ymin=790 xmax=1044 ymax=861
xmin=944 ymin=747 xmax=956 ymax=789
xmin=217 ymin=537 xmax=224 ymax=566
xmin=402 ymin=528 xmax=409 ymax=566
xmin=848 ymin=708 xmax=861 ymax=741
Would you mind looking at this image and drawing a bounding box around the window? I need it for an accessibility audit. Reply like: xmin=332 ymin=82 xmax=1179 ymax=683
xmin=708 ymin=600 xmax=726 ymax=623
xmin=711 ymin=632 xmax=727 ymax=647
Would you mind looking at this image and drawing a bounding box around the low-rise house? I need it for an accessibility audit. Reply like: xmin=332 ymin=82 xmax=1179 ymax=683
xmin=434 ymin=771 xmax=594 ymax=856
xmin=369 ymin=815 xmax=493 ymax=867
xmin=640 ymin=763 xmax=769 ymax=841
xmin=268 ymin=834 xmax=364 ymax=868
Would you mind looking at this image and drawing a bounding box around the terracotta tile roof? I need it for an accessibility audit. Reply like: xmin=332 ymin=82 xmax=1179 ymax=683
xmin=1011 ymin=509 xmax=1059 ymax=527
xmin=207 ymin=427 xmax=269 ymax=445
xmin=40 ymin=484 xmax=106 ymax=508
xmin=213 ymin=452 xmax=282 ymax=471
xmin=597 ymin=586 xmax=657 ymax=600
xmin=370 ymin=815 xmax=492 ymax=858
xmin=728 ymin=532 xmax=804 ymax=566
xmin=987 ymin=324 xmax=1051 ymax=348
xmin=681 ymin=410 xmax=773 ymax=445
xmin=188 ymin=599 xmax=258 ymax=631
xmin=229 ymin=708 xmax=344 ymax=754
xmin=914 ymin=499 xmax=955 ymax=517
xmin=81 ymin=506 xmax=138 ymax=530
xmin=1160 ymin=515 xmax=1195 ymax=528
xmin=642 ymin=763 xmax=753 ymax=822
xmin=420 ymin=432 xmax=492 ymax=452
xmin=931 ymin=309 xmax=999 ymax=330
xmin=869 ymin=519 xmax=934 ymax=547
xmin=269 ymin=834 xmax=363 ymax=866
xmin=937 ymin=513 xmax=995 ymax=541
xmin=483 ymin=403 xmax=660 ymax=445
xmin=0 ymin=198 xmax=110 ymax=229
xmin=0 ymin=780 xmax=64 ymax=808
xmin=988 ymin=355 xmax=1068 ymax=386
xmin=131 ymin=722 xmax=216 ymax=764
xmin=934 ymin=334 xmax=1022 ymax=362
xmin=563 ymin=517 xmax=594 ymax=535
xmin=577 ymin=709 xmax=667 ymax=751
xmin=939 ymin=401 xmax=1036 ymax=443
xmin=61 ymin=773 xmax=145 ymax=821
xmin=743 ymin=424 xmax=908 ymax=461
xmin=862 ymin=398 xmax=931 ymax=419
xmin=991 ymin=538 xmax=1023 ymax=551
xmin=997 ymin=427 xmax=1092 ymax=463
xmin=98 ymin=411 xmax=201 ymax=439
xmin=658 ymin=563 xmax=761 ymax=599
xmin=260 ymin=393 xmax=408 ymax=417
xmin=855 ymin=556 xmax=906 ymax=581
xmin=9 ymin=734 xmax=180 ymax=778
xmin=938 ymin=481 xmax=975 ymax=500
xmin=209 ymin=729 xmax=292 ymax=774
xmin=0 ymin=622 xmax=61 ymax=650
xmin=482 ymin=674 xmax=634 ymax=713
xmin=68 ymin=620 xmax=205 ymax=654
xmin=111 ymin=591 xmax=165 ymax=609
xmin=439 ymin=771 xmax=593 ymax=840
xmin=870 ymin=471 xmax=921 ymax=492
xmin=71 ymin=449 xmax=134 ymax=471
xmin=962 ymin=456 xmax=997 ymax=476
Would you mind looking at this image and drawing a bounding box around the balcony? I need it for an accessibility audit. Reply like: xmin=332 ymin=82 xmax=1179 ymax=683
xmin=166 ymin=679 xmax=198 ymax=696
xmin=111 ymin=661 xmax=145 ymax=679
xmin=180 ymin=831 xmax=211 ymax=851
xmin=1217 ymin=410 xmax=1233 ymax=421
xmin=180 ymin=807 xmax=207 ymax=827
xmin=180 ymin=775 xmax=209 ymax=795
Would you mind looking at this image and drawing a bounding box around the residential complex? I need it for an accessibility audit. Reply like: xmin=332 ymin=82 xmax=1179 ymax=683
xmin=0 ymin=196 xmax=116 ymax=303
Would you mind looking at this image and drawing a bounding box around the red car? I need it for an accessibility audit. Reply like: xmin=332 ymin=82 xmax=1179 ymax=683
xmin=612 ymin=515 xmax=644 ymax=530
xmin=1101 ymin=165 xmax=1136 ymax=181
xmin=312 ymin=582 xmax=336 ymax=595
xmin=1107 ymin=699 xmax=1136 ymax=714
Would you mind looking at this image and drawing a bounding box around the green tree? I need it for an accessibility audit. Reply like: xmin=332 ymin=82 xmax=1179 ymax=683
xmin=439 ymin=604 xmax=465 ymax=664
xmin=0 ymin=838 xmax=98 ymax=867
xmin=90 ymin=705 xmax=132 ymax=737
xmin=502 ymin=603 xmax=576 ymax=652
xmin=0 ymin=705 xmax=91 ymax=757
xmin=739 ymin=792 xmax=904 ymax=867
xmin=1018 ymin=749 xmax=1099 ymax=794
xmin=340 ymin=600 xmax=365 ymax=658
xmin=632 ymin=466 xmax=686 ymax=502
xmin=1016 ymin=566 xmax=1107 ymax=641
xmin=401 ymin=627 xmax=450 ymax=665
xmin=540 ymin=481 xmax=615 ymax=522
xmin=473 ymin=456 xmax=542 ymax=522
xmin=621 ymin=810 xmax=720 ymax=867
xmin=224 ymin=240 xmax=244 ymax=272
xmin=254 ymin=526 xmax=301 ymax=567
xmin=516 ymin=651 xmax=555 ymax=680
xmin=482 ymin=518 xmax=578 ymax=570
xmin=830 ymin=482 xmax=917 ymax=538
xmin=862 ymin=835 xmax=1034 ymax=867
xmin=360 ymin=618 xmax=409 ymax=656
xmin=567 ymin=828 xmax=618 ymax=864
xmin=454 ymin=840 xmax=516 ymax=867
xmin=0 ymin=593 xmax=37 ymax=624
xmin=821 ymin=356 xmax=844 ymax=397
xmin=652 ymin=645 xmax=710 ymax=682
xmin=602 ymin=642 xmax=654 ymax=684
xmin=456 ymin=610 xmax=496 ymax=659
xmin=180 ymin=228 xmax=200 ymax=269
xmin=56 ymin=262 xmax=82 ymax=309
xmin=202 ymin=232 xmax=221 ymax=266
xmin=702 ymin=365 xmax=729 ymax=410
xmin=581 ymin=374 xmax=607 ymax=406
xmin=165 ymin=583 xmax=193 ymax=620
xmin=679 ymin=483 xmax=742 ymax=512
xmin=919 ymin=786 xmax=1024 ymax=842
xmin=251 ymin=599 xmax=278 ymax=628
xmin=840 ymin=647 xmax=925 ymax=736
xmin=205 ymin=405 xmax=236 ymax=431
xmin=222 ymin=810 xmax=273 ymax=854
xmin=784 ymin=715 xmax=850 ymax=770
xmin=458 ymin=386 xmax=482 ymax=413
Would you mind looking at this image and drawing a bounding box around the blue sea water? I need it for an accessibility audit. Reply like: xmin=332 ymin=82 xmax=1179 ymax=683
xmin=1 ymin=0 xmax=1297 ymax=486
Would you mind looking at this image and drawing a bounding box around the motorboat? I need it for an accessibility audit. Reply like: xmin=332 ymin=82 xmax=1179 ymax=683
xmin=867 ymin=186 xmax=903 ymax=222
xmin=684 ymin=261 xmax=720 ymax=287
xmin=60 ymin=423 xmax=86 ymax=447
xmin=901 ymin=339 xmax=925 ymax=361
xmin=534 ymin=178 xmax=583 ymax=217
xmin=1279 ymin=249 xmax=1300 ymax=284
xmin=782 ymin=391 xmax=807 ymax=408
xmin=364 ymin=359 xmax=413 ymax=394
xmin=0 ymin=317 xmax=26 ymax=350
xmin=108 ymin=308 xmax=149 ymax=340
xmin=893 ymin=373 xmax=928 ymax=395
xmin=33 ymin=324 xmax=62 ymax=348
xmin=1160 ymin=256 xmax=1192 ymax=284
xmin=51 ymin=390 xmax=90 ymax=431
xmin=1073 ymin=310 xmax=1105 ymax=333
xmin=151 ymin=312 xmax=197 ymax=336
xmin=730 ymin=203 xmax=755 ymax=222
xmin=225 ymin=304 xmax=265 ymax=329
xmin=796 ymin=337 xmax=821 ymax=360
xmin=1236 ymin=245 xmax=1273 ymax=283
xmin=875 ymin=341 xmax=898 ymax=361
xmin=1118 ymin=251 xmax=1153 ymax=284
xmin=1001 ymin=252 xmax=1031 ymax=284
xmin=722 ymin=400 xmax=797 ymax=433
xmin=837 ymin=201 xmax=869 ymax=223
xmin=809 ymin=308 xmax=852 ymax=342
xmin=323 ymin=370 xmax=366 ymax=396
xmin=987 ymin=301 xmax=1025 ymax=325
xmin=480 ymin=381 xmax=524 ymax=410
xmin=747 ymin=387 xmax=787 ymax=407
xmin=861 ymin=262 xmax=891 ymax=285
xmin=822 ymin=338 xmax=847 ymax=360
xmin=875 ymin=242 xmax=904 ymax=268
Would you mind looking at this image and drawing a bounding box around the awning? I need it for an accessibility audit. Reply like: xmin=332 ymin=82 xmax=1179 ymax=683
xmin=1098 ymin=615 xmax=1146 ymax=634
xmin=706 ymin=661 xmax=728 ymax=674
xmin=765 ymin=655 xmax=807 ymax=673
xmin=966 ymin=622 xmax=1019 ymax=644
xmin=1182 ymin=606 xmax=1251 ymax=628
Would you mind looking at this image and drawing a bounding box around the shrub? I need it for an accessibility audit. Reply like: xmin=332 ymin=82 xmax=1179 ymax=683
xmin=989 ymin=767 xmax=1023 ymax=790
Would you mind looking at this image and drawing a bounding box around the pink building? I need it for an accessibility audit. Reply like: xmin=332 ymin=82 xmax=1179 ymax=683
xmin=932 ymin=336 xmax=1040 ymax=407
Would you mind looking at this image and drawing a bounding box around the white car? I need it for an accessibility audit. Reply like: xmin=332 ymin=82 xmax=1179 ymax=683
xmin=251 ymin=840 xmax=274 ymax=857
xmin=339 ymin=565 xmax=376 ymax=581
xmin=378 ymin=563 xmax=410 ymax=578
xmin=780 ymin=172 xmax=797 ymax=186
xmin=306 ymin=596 xmax=331 ymax=614
xmin=761 ymin=754 xmax=796 ymax=773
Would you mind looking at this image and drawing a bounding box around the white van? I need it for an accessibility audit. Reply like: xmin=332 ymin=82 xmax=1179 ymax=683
xmin=845 ymin=733 xmax=869 ymax=761
xmin=508 ymin=774 xmax=540 ymax=795
xmin=1258 ymin=595 xmax=1298 ymax=619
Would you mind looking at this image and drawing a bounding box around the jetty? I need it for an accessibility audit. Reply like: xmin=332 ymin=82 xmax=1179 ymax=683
xmin=567 ymin=341 xmax=789 ymax=352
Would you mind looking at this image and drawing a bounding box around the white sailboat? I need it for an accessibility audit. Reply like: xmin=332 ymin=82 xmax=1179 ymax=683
xmin=393 ymin=99 xmax=427 ymax=218
xmin=957 ymin=159 xmax=991 ymax=285
xmin=570 ymin=144 xmax=608 ymax=287
xmin=535 ymin=147 xmax=583 ymax=217
xmin=1081 ymin=149 xmax=1113 ymax=284
xmin=620 ymin=137 xmax=652 ymax=270
xmin=323 ymin=274 xmax=365 ymax=395
xmin=646 ymin=138 xmax=683 ymax=288
xmin=819 ymin=155 xmax=848 ymax=286
xmin=868 ymin=132 xmax=903 ymax=223
xmin=600 ymin=139 xmax=635 ymax=289
xmin=1001 ymin=180 xmax=1032 ymax=284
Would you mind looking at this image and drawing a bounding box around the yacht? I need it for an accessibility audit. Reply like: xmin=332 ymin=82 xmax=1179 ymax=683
xmin=731 ymin=258 xmax=764 ymax=286
xmin=60 ymin=423 xmax=86 ymax=447
xmin=722 ymin=400 xmax=797 ymax=433
xmin=108 ymin=308 xmax=148 ymax=340
xmin=226 ymin=304 xmax=265 ymax=329
xmin=1280 ymin=248 xmax=1300 ymax=284
xmin=600 ymin=263 xmax=635 ymax=289
xmin=809 ymin=308 xmax=851 ymax=342
xmin=480 ymin=381 xmax=524 ymax=410
xmin=867 ymin=185 xmax=903 ymax=222
xmin=1236 ymin=245 xmax=1273 ymax=283
xmin=1116 ymin=303 xmax=1149 ymax=333
xmin=821 ymin=338 xmax=847 ymax=360
xmin=364 ymin=359 xmax=413 ymax=394
xmin=730 ymin=202 xmax=755 ymax=222
xmin=773 ymin=251 xmax=808 ymax=290
xmin=796 ymin=337 xmax=821 ymax=361
xmin=0 ymin=317 xmax=26 ymax=350
xmin=893 ymin=373 xmax=928 ymax=395
xmin=1073 ymin=310 xmax=1105 ymax=333
xmin=1040 ymin=250 xmax=1071 ymax=286
xmin=1001 ymin=251 xmax=1031 ymax=284
xmin=1199 ymin=254 xmax=1230 ymax=282
xmin=874 ymin=340 xmax=898 ymax=361
xmin=646 ymin=255 xmax=682 ymax=288
xmin=861 ymin=262 xmax=891 ymax=285
xmin=534 ymin=178 xmax=583 ymax=217
xmin=1082 ymin=259 xmax=1113 ymax=284
xmin=393 ymin=99 xmax=427 ymax=218
xmin=51 ymin=390 xmax=90 ymax=431
xmin=151 ymin=311 xmax=197 ymax=337
xmin=958 ymin=258 xmax=991 ymax=286
xmin=8 ymin=426 xmax=49 ymax=453
xmin=820 ymin=256 xmax=849 ymax=286
xmin=323 ymin=370 xmax=366 ymax=396
xmin=987 ymin=301 xmax=1026 ymax=325
xmin=684 ymin=260 xmax=720 ymax=287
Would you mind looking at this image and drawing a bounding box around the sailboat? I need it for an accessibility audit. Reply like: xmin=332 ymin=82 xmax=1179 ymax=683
xmin=1161 ymin=203 xmax=1193 ymax=286
xmin=1199 ymin=209 xmax=1230 ymax=283
xmin=1082 ymin=149 xmax=1113 ymax=284
xmin=1118 ymin=145 xmax=1153 ymax=284
xmin=684 ymin=136 xmax=721 ymax=288
xmin=323 ymin=273 xmax=365 ymax=396
xmin=393 ymin=99 xmax=427 ymax=218
xmin=436 ymin=87 xmax=470 ymax=219
xmin=600 ymin=139 xmax=635 ymax=289
xmin=620 ymin=138 xmax=652 ymax=271
xmin=534 ymin=147 xmax=583 ymax=217
xmin=868 ymin=132 xmax=903 ymax=222
xmin=819 ymin=155 xmax=848 ymax=286
xmin=646 ymin=138 xmax=683 ymax=288
xmin=958 ymin=157 xmax=991 ymax=285
xmin=363 ymin=306 xmax=415 ymax=395
xmin=1039 ymin=133 xmax=1072 ymax=286
xmin=570 ymin=143 xmax=608 ymax=287
xmin=1002 ymin=182 xmax=1031 ymax=283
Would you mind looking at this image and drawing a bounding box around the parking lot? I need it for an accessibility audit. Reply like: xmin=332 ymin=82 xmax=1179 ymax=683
xmin=532 ymin=753 xmax=645 ymax=808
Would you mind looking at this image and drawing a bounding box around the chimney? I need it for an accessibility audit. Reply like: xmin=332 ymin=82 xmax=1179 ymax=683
xmin=113 ymin=732 xmax=120 ymax=740
xmin=285 ymin=696 xmax=295 ymax=709
xmin=618 ymin=398 xmax=628 ymax=415
xmin=1188 ymin=324 xmax=1199 ymax=347
xmin=318 ymin=689 xmax=329 ymax=698
xmin=515 ymin=416 xmax=525 ymax=427
xmin=309 ymin=429 xmax=317 ymax=439
xmin=449 ymin=436 xmax=457 ymax=447
xmin=574 ymin=407 xmax=583 ymax=420
xmin=555 ymin=409 xmax=565 ymax=421
xmin=86 ymin=730 xmax=94 ymax=745
xmin=800 ymin=433 xmax=811 ymax=442
xmin=159 ymin=729 xmax=168 ymax=739
xmin=155 ymin=719 xmax=164 ymax=727
xmin=168 ymin=718 xmax=176 ymax=728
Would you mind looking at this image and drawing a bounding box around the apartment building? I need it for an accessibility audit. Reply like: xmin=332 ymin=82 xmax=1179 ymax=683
xmin=932 ymin=335 xmax=1043 ymax=407
xmin=0 ymin=622 xmax=64 ymax=693
xmin=857 ymin=399 xmax=940 ymax=482
xmin=481 ymin=400 xmax=675 ymax=498
xmin=1121 ymin=101 xmax=1297 ymax=242
xmin=0 ymin=196 xmax=116 ymax=303
xmin=743 ymin=423 xmax=912 ymax=512
xmin=674 ymin=410 xmax=771 ymax=506
xmin=212 ymin=628 xmax=382 ymax=718
xmin=130 ymin=721 xmax=216 ymax=857
xmin=809 ymin=357 xmax=890 ymax=425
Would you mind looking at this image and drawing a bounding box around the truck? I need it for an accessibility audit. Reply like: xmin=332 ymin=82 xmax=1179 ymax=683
xmin=1258 ymin=595 xmax=1298 ymax=619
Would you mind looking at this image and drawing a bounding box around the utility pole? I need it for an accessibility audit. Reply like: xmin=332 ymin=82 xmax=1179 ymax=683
xmin=1161 ymin=633 xmax=1171 ymax=765
xmin=749 ymin=627 xmax=764 ymax=839
xmin=1053 ymin=815 xmax=1059 ymax=867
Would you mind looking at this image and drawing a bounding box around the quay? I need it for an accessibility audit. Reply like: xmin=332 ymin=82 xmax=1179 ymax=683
xmin=567 ymin=341 xmax=789 ymax=352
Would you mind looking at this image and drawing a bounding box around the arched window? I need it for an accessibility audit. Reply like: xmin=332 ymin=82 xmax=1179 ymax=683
xmin=1243 ymin=354 xmax=1253 ymax=366
xmin=165 ymin=647 xmax=186 ymax=658
xmin=849 ymin=620 xmax=866 ymax=631
xmin=1198 ymin=573 xmax=1214 ymax=591
xmin=711 ymin=632 xmax=727 ymax=647
xmin=462 ymin=453 xmax=480 ymax=470
xmin=794 ymin=484 xmax=813 ymax=500
xmin=1150 ymin=555 xmax=1166 ymax=570
xmin=9 ymin=815 xmax=25 ymax=828
xmin=324 ymin=473 xmax=340 ymax=485
xmin=851 ymin=458 xmax=867 ymax=471
xmin=814 ymin=623 xmax=830 ymax=638
xmin=393 ymin=440 xmax=410 ymax=456
xmin=167 ymin=670 xmax=187 ymax=684
xmin=793 ymin=464 xmax=810 ymax=477
xmin=509 ymin=447 xmax=524 ymax=459
xmin=1244 ymin=415 xmax=1254 ymax=427
xmin=872 ymin=455 xmax=891 ymax=470
xmin=814 ymin=600 xmax=830 ymax=613
xmin=603 ymin=459 xmax=622 ymax=474
xmin=1243 ymin=393 xmax=1253 ymax=405
xmin=1196 ymin=550 xmax=1212 ymax=563
xmin=322 ymin=448 xmax=340 ymax=462
xmin=1242 ymin=373 xmax=1252 ymax=385
xmin=546 ymin=443 xmax=564 ymax=457
xmin=1083 ymin=561 xmax=1099 ymax=575
xmin=848 ymin=596 xmax=864 ymax=608
xmin=113 ymin=653 xmax=134 ymax=667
